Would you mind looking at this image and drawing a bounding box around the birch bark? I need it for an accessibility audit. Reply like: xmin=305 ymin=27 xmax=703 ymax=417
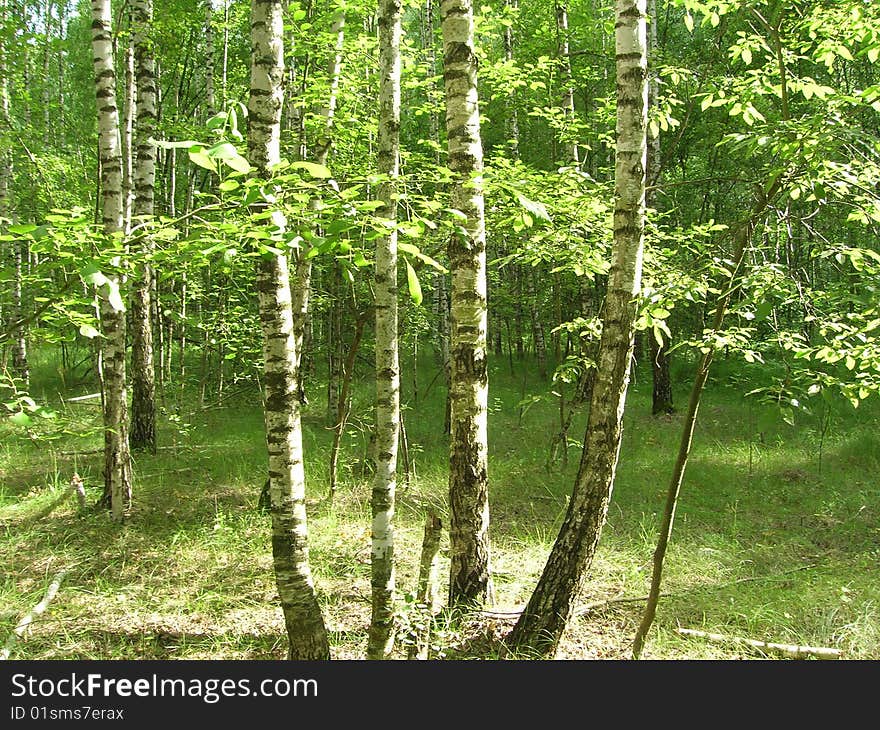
xmin=129 ymin=0 xmax=158 ymax=454
xmin=442 ymin=0 xmax=492 ymax=606
xmin=249 ymin=0 xmax=330 ymax=660
xmin=368 ymin=0 xmax=402 ymax=660
xmin=508 ymin=0 xmax=647 ymax=656
xmin=91 ymin=0 xmax=133 ymax=521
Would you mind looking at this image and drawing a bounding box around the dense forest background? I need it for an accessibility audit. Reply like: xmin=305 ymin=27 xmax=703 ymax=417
xmin=1 ymin=0 xmax=879 ymax=660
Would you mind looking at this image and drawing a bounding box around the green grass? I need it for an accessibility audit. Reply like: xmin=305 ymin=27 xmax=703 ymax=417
xmin=1 ymin=347 xmax=878 ymax=659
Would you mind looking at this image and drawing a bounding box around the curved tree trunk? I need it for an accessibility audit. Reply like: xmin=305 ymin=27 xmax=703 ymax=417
xmin=91 ymin=0 xmax=133 ymax=522
xmin=442 ymin=0 xmax=492 ymax=607
xmin=508 ymin=0 xmax=647 ymax=656
xmin=129 ymin=0 xmax=158 ymax=454
xmin=368 ymin=0 xmax=402 ymax=659
xmin=248 ymin=0 xmax=330 ymax=660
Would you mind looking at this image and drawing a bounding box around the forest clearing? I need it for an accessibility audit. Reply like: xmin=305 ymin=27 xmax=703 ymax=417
xmin=2 ymin=0 xmax=880 ymax=662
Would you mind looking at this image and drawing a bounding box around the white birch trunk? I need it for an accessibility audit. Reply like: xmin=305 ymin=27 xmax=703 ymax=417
xmin=442 ymin=0 xmax=492 ymax=606
xmin=509 ymin=0 xmax=647 ymax=656
xmin=368 ymin=0 xmax=401 ymax=660
xmin=91 ymin=0 xmax=133 ymax=522
xmin=122 ymin=27 xmax=135 ymax=233
xmin=204 ymin=0 xmax=216 ymax=115
xmin=0 ymin=9 xmax=27 ymax=388
xmin=291 ymin=11 xmax=346 ymax=399
xmin=129 ymin=0 xmax=158 ymax=454
xmin=249 ymin=0 xmax=329 ymax=660
xmin=556 ymin=2 xmax=580 ymax=166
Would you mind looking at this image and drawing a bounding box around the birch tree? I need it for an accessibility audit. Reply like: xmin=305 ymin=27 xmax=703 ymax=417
xmin=248 ymin=0 xmax=330 ymax=660
xmin=1 ymin=4 xmax=28 ymax=389
xmin=129 ymin=0 xmax=158 ymax=453
xmin=91 ymin=0 xmax=133 ymax=521
xmin=555 ymin=1 xmax=579 ymax=166
xmin=442 ymin=0 xmax=492 ymax=606
xmin=507 ymin=0 xmax=647 ymax=656
xmin=368 ymin=0 xmax=401 ymax=660
xmin=291 ymin=9 xmax=345 ymax=406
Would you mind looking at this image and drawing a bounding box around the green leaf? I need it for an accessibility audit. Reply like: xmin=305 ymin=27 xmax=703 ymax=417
xmin=741 ymin=48 xmax=752 ymax=66
xmin=405 ymin=259 xmax=423 ymax=307
xmin=9 ymin=411 xmax=31 ymax=427
xmin=207 ymin=142 xmax=240 ymax=159
xmin=399 ymin=242 xmax=448 ymax=272
xmin=218 ymin=179 xmax=240 ymax=192
xmin=8 ymin=223 xmax=37 ymax=234
xmin=515 ymin=192 xmax=552 ymax=222
xmin=79 ymin=324 xmax=100 ymax=339
xmin=223 ymin=155 xmax=251 ymax=174
xmin=188 ymin=149 xmax=217 ymax=173
xmin=684 ymin=12 xmax=694 ymax=33
xmin=291 ymin=161 xmax=332 ymax=179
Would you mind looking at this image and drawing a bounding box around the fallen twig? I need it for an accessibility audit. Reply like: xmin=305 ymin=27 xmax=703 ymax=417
xmin=13 ymin=475 xmax=88 ymax=529
xmin=676 ymin=627 xmax=842 ymax=660
xmin=0 ymin=569 xmax=68 ymax=660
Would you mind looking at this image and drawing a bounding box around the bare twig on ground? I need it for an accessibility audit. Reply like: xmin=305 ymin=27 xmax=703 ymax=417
xmin=0 ymin=569 xmax=69 ymax=660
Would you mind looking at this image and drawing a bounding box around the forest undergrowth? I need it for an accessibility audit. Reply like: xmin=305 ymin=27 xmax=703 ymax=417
xmin=2 ymin=349 xmax=878 ymax=660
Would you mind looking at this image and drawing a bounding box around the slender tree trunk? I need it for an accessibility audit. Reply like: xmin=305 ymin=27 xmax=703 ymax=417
xmin=326 ymin=264 xmax=343 ymax=420
xmin=291 ymin=10 xmax=345 ymax=403
xmin=442 ymin=0 xmax=492 ymax=607
xmin=508 ymin=0 xmax=647 ymax=656
xmin=503 ymin=0 xmax=519 ymax=158
xmin=42 ymin=0 xmax=51 ymax=147
xmin=10 ymin=240 xmax=28 ymax=389
xmin=204 ymin=0 xmax=215 ymax=116
xmin=248 ymin=0 xmax=329 ymax=660
xmin=122 ymin=15 xmax=135 ymax=231
xmin=555 ymin=1 xmax=579 ymax=166
xmin=91 ymin=0 xmax=133 ymax=522
xmin=368 ymin=0 xmax=402 ymax=660
xmin=329 ymin=311 xmax=367 ymax=499
xmin=649 ymin=330 xmax=673 ymax=415
xmin=129 ymin=0 xmax=158 ymax=454
xmin=645 ymin=0 xmax=672 ymax=416
xmin=1 ymin=9 xmax=28 ymax=389
xmin=631 ymin=178 xmax=784 ymax=657
xmin=528 ymin=269 xmax=547 ymax=379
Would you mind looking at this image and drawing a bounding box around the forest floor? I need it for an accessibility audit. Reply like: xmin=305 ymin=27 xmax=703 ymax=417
xmin=2 ymin=350 xmax=879 ymax=660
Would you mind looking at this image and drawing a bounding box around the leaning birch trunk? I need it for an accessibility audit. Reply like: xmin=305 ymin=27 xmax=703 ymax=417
xmin=91 ymin=0 xmax=133 ymax=522
xmin=248 ymin=0 xmax=329 ymax=660
xmin=507 ymin=0 xmax=647 ymax=656
xmin=368 ymin=0 xmax=402 ymax=660
xmin=442 ymin=0 xmax=492 ymax=607
xmin=129 ymin=0 xmax=158 ymax=454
